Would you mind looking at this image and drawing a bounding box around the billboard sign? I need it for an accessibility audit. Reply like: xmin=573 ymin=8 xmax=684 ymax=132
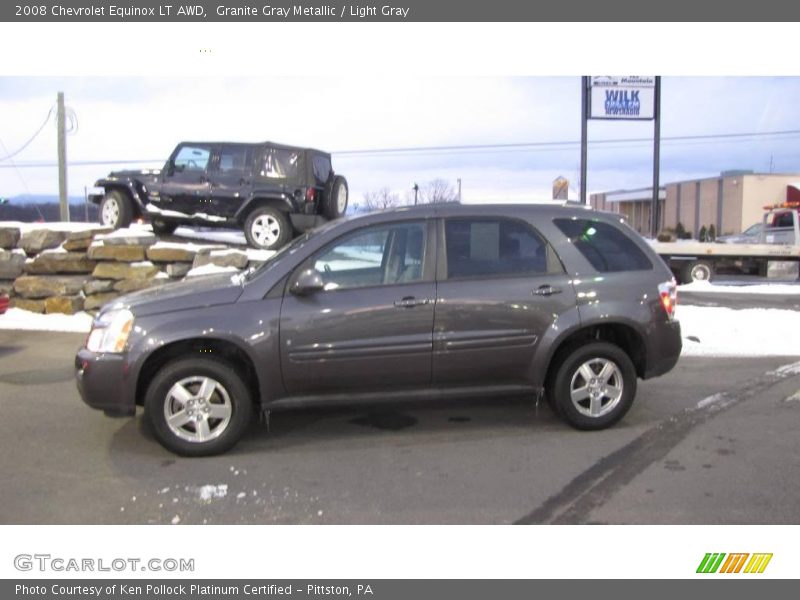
xmin=589 ymin=76 xmax=656 ymax=120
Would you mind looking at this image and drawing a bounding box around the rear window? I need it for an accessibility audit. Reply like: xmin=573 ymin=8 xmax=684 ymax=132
xmin=312 ymin=155 xmax=332 ymax=185
xmin=554 ymin=218 xmax=652 ymax=272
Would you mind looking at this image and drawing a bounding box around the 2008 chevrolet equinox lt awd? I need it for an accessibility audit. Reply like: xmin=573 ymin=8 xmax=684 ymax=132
xmin=76 ymin=203 xmax=681 ymax=456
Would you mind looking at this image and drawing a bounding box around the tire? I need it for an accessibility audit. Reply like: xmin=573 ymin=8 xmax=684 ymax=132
xmin=681 ymin=260 xmax=714 ymax=284
xmin=145 ymin=358 xmax=253 ymax=457
xmin=99 ymin=190 xmax=133 ymax=229
xmin=550 ymin=342 xmax=637 ymax=430
xmin=151 ymin=219 xmax=178 ymax=236
xmin=322 ymin=175 xmax=348 ymax=220
xmin=243 ymin=205 xmax=292 ymax=250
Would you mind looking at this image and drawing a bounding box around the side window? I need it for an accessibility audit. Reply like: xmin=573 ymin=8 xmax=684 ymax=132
xmin=312 ymin=222 xmax=427 ymax=291
xmin=217 ymin=146 xmax=251 ymax=174
xmin=261 ymin=148 xmax=300 ymax=179
xmin=173 ymin=145 xmax=211 ymax=172
xmin=444 ymin=218 xmax=556 ymax=279
xmin=554 ymin=218 xmax=653 ymax=272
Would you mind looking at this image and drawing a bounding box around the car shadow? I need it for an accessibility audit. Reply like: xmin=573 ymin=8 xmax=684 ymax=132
xmin=107 ymin=394 xmax=562 ymax=459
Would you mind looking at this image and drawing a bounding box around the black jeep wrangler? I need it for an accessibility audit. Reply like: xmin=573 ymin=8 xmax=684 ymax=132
xmin=89 ymin=141 xmax=349 ymax=250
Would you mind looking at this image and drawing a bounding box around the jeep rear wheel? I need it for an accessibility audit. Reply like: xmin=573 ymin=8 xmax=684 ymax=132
xmin=322 ymin=175 xmax=348 ymax=220
xmin=244 ymin=206 xmax=291 ymax=250
xmin=99 ymin=190 xmax=133 ymax=229
xmin=145 ymin=358 xmax=252 ymax=456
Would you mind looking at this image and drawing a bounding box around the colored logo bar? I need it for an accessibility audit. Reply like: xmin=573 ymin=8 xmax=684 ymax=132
xmin=697 ymin=553 xmax=773 ymax=574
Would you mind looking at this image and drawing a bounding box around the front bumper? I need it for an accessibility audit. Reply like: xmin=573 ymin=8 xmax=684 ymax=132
xmin=75 ymin=348 xmax=137 ymax=417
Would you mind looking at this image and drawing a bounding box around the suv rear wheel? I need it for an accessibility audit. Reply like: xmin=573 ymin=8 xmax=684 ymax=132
xmin=550 ymin=342 xmax=636 ymax=430
xmin=322 ymin=175 xmax=348 ymax=220
xmin=145 ymin=358 xmax=253 ymax=456
xmin=99 ymin=190 xmax=133 ymax=229
xmin=244 ymin=205 xmax=291 ymax=250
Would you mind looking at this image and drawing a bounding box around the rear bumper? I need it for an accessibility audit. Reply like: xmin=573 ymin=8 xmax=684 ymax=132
xmin=75 ymin=348 xmax=136 ymax=417
xmin=290 ymin=213 xmax=328 ymax=233
xmin=643 ymin=319 xmax=682 ymax=379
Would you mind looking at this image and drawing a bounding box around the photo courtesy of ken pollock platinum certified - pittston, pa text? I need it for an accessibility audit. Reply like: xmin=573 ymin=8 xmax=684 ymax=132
xmin=15 ymin=583 xmax=373 ymax=597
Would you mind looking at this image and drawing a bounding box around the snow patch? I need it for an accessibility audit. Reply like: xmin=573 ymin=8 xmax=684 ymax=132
xmin=0 ymin=308 xmax=93 ymax=333
xmin=186 ymin=264 xmax=240 ymax=278
xmin=196 ymin=484 xmax=228 ymax=502
xmin=678 ymin=305 xmax=800 ymax=357
xmin=679 ymin=280 xmax=800 ymax=295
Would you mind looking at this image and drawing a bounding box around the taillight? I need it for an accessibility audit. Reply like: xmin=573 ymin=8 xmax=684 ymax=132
xmin=658 ymin=280 xmax=677 ymax=320
xmin=305 ymin=188 xmax=316 ymax=202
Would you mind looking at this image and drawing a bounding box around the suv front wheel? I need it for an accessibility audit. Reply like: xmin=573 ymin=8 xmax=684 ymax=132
xmin=145 ymin=358 xmax=253 ymax=456
xmin=244 ymin=205 xmax=291 ymax=250
xmin=550 ymin=342 xmax=636 ymax=430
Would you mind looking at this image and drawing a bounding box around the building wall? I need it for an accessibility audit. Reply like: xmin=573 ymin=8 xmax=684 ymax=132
xmin=720 ymin=176 xmax=744 ymax=235
xmin=741 ymin=175 xmax=798 ymax=230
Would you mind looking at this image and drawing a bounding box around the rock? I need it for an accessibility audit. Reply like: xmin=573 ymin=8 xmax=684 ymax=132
xmin=65 ymin=227 xmax=112 ymax=242
xmin=24 ymin=250 xmax=97 ymax=274
xmin=96 ymin=232 xmax=157 ymax=246
xmin=166 ymin=263 xmax=192 ymax=278
xmin=0 ymin=249 xmax=26 ymax=279
xmin=83 ymin=292 xmax=120 ymax=311
xmin=13 ymin=275 xmax=88 ymax=299
xmin=63 ymin=238 xmax=93 ymax=252
xmin=0 ymin=227 xmax=21 ymax=250
xmin=193 ymin=249 xmax=249 ymax=270
xmin=93 ymin=261 xmax=160 ymax=280
xmin=87 ymin=244 xmax=146 ymax=262
xmin=146 ymin=245 xmax=204 ymax=263
xmin=83 ymin=279 xmax=115 ymax=295
xmin=0 ymin=281 xmax=14 ymax=296
xmin=19 ymin=229 xmax=68 ymax=256
xmin=11 ymin=298 xmax=46 ymax=313
xmin=45 ymin=295 xmax=84 ymax=315
xmin=113 ymin=278 xmax=164 ymax=293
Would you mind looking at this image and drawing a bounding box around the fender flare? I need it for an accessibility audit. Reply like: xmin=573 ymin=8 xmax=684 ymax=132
xmin=234 ymin=194 xmax=295 ymax=222
xmin=95 ymin=177 xmax=147 ymax=213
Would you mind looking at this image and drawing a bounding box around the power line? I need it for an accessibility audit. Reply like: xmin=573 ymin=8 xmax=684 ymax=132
xmin=0 ymin=106 xmax=55 ymax=162
xmin=1 ymin=128 xmax=799 ymax=169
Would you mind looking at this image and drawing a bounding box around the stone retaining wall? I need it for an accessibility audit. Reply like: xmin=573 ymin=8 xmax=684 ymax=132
xmin=0 ymin=225 xmax=271 ymax=315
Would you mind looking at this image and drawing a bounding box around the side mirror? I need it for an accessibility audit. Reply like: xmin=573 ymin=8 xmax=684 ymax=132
xmin=290 ymin=268 xmax=325 ymax=296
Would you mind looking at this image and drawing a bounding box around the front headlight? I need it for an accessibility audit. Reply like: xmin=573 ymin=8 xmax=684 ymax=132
xmin=86 ymin=309 xmax=134 ymax=353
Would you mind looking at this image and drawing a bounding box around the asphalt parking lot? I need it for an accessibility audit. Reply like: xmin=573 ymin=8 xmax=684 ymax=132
xmin=1 ymin=326 xmax=799 ymax=525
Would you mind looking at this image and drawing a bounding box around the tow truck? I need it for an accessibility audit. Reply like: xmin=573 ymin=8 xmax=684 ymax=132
xmin=651 ymin=201 xmax=800 ymax=283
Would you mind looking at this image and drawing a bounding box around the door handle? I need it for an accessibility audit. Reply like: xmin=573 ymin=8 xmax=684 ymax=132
xmin=533 ymin=285 xmax=562 ymax=297
xmin=394 ymin=297 xmax=431 ymax=308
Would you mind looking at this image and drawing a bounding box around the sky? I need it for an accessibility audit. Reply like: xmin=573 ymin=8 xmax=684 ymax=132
xmin=1 ymin=76 xmax=799 ymax=205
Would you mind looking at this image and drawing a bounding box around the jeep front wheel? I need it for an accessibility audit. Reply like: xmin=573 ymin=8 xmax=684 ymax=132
xmin=99 ymin=190 xmax=133 ymax=229
xmin=323 ymin=175 xmax=348 ymax=220
xmin=244 ymin=206 xmax=291 ymax=250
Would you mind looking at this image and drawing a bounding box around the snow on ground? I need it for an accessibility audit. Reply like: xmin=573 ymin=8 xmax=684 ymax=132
xmin=185 ymin=264 xmax=240 ymax=278
xmin=0 ymin=308 xmax=93 ymax=332
xmin=677 ymin=305 xmax=800 ymax=357
xmin=679 ymin=280 xmax=800 ymax=294
xmin=1 ymin=221 xmax=109 ymax=233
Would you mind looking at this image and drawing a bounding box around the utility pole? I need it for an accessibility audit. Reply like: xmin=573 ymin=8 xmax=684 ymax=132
xmin=457 ymin=178 xmax=462 ymax=202
xmin=650 ymin=76 xmax=661 ymax=237
xmin=57 ymin=91 xmax=69 ymax=222
xmin=413 ymin=183 xmax=419 ymax=205
xmin=580 ymin=76 xmax=589 ymax=204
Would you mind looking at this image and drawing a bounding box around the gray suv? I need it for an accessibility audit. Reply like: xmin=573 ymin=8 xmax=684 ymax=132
xmin=75 ymin=203 xmax=681 ymax=456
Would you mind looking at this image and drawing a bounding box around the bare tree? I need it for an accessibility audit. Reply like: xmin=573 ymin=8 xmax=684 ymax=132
xmin=419 ymin=179 xmax=458 ymax=204
xmin=362 ymin=187 xmax=401 ymax=212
